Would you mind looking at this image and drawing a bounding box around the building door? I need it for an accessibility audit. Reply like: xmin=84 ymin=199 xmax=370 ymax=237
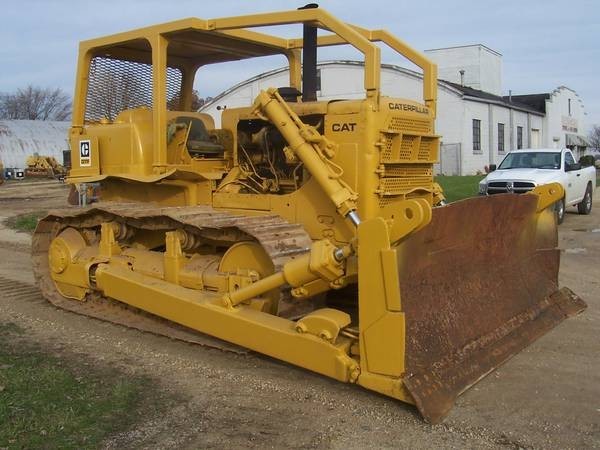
xmin=531 ymin=129 xmax=540 ymax=148
xmin=439 ymin=143 xmax=461 ymax=175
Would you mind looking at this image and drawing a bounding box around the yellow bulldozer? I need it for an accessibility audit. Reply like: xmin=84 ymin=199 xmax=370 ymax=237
xmin=25 ymin=153 xmax=67 ymax=178
xmin=33 ymin=6 xmax=586 ymax=423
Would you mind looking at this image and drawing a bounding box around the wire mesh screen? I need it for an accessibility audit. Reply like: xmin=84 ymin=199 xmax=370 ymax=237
xmin=85 ymin=56 xmax=183 ymax=122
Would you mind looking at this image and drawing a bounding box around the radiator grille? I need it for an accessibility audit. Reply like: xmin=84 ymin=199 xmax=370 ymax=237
xmin=381 ymin=134 xmax=438 ymax=163
xmin=378 ymin=191 xmax=432 ymax=208
xmin=381 ymin=164 xmax=432 ymax=178
xmin=378 ymin=115 xmax=437 ymax=208
xmin=418 ymin=139 xmax=433 ymax=160
xmin=387 ymin=117 xmax=431 ymax=133
xmin=380 ymin=177 xmax=431 ymax=194
xmin=400 ymin=136 xmax=416 ymax=159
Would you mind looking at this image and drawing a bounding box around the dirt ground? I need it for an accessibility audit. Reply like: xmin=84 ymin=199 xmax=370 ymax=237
xmin=0 ymin=179 xmax=598 ymax=449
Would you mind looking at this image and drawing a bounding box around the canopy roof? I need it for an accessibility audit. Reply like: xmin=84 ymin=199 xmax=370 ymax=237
xmin=85 ymin=19 xmax=288 ymax=67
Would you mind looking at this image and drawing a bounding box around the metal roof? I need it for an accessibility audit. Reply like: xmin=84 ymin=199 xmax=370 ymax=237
xmin=199 ymin=60 xmax=544 ymax=117
xmin=0 ymin=120 xmax=70 ymax=169
xmin=425 ymin=44 xmax=502 ymax=57
xmin=505 ymin=93 xmax=550 ymax=113
xmin=200 ymin=60 xmax=460 ymax=111
xmin=443 ymin=81 xmax=544 ymax=116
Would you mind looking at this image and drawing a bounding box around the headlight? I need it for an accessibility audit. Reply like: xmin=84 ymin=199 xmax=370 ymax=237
xmin=478 ymin=182 xmax=487 ymax=195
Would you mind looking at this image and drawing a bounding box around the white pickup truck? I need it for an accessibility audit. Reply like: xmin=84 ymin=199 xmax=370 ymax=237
xmin=479 ymin=148 xmax=596 ymax=223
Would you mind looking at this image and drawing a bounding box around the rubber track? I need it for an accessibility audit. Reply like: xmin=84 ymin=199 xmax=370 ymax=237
xmin=31 ymin=204 xmax=312 ymax=353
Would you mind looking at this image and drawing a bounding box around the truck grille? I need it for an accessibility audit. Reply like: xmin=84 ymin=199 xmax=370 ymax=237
xmin=487 ymin=181 xmax=536 ymax=194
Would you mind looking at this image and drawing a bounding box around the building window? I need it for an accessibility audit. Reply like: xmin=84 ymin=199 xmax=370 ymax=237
xmin=316 ymin=69 xmax=322 ymax=92
xmin=498 ymin=123 xmax=505 ymax=153
xmin=517 ymin=126 xmax=523 ymax=149
xmin=568 ymin=98 xmax=571 ymax=116
xmin=472 ymin=119 xmax=481 ymax=153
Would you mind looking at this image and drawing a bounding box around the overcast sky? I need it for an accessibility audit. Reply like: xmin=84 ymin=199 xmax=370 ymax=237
xmin=2 ymin=0 xmax=599 ymax=129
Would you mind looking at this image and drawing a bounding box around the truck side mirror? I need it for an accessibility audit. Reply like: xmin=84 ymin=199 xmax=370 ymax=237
xmin=489 ymin=164 xmax=497 ymax=172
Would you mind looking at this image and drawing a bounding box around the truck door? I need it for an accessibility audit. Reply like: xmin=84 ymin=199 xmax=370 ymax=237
xmin=564 ymin=150 xmax=583 ymax=205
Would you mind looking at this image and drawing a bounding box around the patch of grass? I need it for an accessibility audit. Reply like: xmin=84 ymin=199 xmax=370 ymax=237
xmin=0 ymin=322 xmax=168 ymax=449
xmin=4 ymin=211 xmax=47 ymax=233
xmin=435 ymin=175 xmax=486 ymax=203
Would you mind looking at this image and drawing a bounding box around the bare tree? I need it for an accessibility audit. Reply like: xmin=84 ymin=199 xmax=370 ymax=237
xmin=195 ymin=94 xmax=213 ymax=110
xmin=167 ymin=90 xmax=210 ymax=111
xmin=588 ymin=124 xmax=600 ymax=149
xmin=89 ymin=70 xmax=149 ymax=121
xmin=0 ymin=85 xmax=71 ymax=121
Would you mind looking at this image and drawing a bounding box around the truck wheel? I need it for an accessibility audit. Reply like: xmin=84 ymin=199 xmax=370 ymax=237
xmin=577 ymin=184 xmax=593 ymax=215
xmin=556 ymin=197 xmax=565 ymax=224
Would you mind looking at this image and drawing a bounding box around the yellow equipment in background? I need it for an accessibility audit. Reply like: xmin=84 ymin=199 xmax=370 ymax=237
xmin=32 ymin=6 xmax=586 ymax=423
xmin=25 ymin=153 xmax=66 ymax=178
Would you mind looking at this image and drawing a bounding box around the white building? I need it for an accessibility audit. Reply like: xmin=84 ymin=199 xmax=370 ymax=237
xmin=0 ymin=120 xmax=70 ymax=169
xmin=201 ymin=45 xmax=588 ymax=175
xmin=426 ymin=45 xmax=589 ymax=161
xmin=426 ymin=44 xmax=503 ymax=96
xmin=509 ymin=87 xmax=588 ymax=156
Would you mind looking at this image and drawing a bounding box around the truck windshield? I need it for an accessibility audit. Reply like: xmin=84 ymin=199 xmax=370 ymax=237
xmin=498 ymin=152 xmax=561 ymax=170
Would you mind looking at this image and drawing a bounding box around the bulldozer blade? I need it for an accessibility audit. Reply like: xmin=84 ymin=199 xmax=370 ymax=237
xmin=395 ymin=193 xmax=586 ymax=424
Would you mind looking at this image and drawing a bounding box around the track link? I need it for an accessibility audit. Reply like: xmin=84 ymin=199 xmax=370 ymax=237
xmin=31 ymin=203 xmax=312 ymax=352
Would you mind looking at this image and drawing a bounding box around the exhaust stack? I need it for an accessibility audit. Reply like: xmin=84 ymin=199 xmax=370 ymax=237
xmin=299 ymin=4 xmax=319 ymax=102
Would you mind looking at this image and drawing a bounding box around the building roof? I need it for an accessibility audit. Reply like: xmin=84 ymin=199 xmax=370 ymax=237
xmin=200 ymin=60 xmax=484 ymax=111
xmin=425 ymin=44 xmax=502 ymax=57
xmin=502 ymin=93 xmax=550 ymax=114
xmin=442 ymin=81 xmax=544 ymax=115
xmin=201 ymin=60 xmax=546 ymax=117
xmin=0 ymin=120 xmax=70 ymax=168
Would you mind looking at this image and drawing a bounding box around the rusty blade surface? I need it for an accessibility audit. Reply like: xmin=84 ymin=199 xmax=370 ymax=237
xmin=395 ymin=194 xmax=587 ymax=424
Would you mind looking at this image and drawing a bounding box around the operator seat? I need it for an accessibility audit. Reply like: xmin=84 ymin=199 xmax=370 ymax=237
xmin=174 ymin=116 xmax=224 ymax=157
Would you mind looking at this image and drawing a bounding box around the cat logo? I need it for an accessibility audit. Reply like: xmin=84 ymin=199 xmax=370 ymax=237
xmin=331 ymin=122 xmax=357 ymax=132
xmin=79 ymin=140 xmax=91 ymax=167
